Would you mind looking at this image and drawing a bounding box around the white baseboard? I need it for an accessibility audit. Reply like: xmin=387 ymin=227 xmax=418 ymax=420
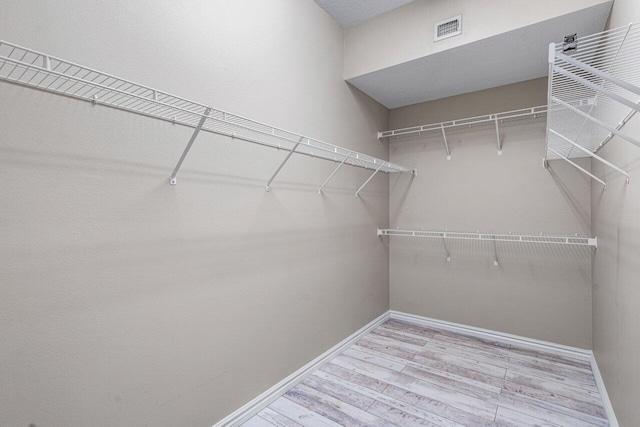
xmin=214 ymin=310 xmax=618 ymax=426
xmin=212 ymin=311 xmax=390 ymax=427
xmin=589 ymin=352 xmax=619 ymax=427
xmin=389 ymin=310 xmax=592 ymax=361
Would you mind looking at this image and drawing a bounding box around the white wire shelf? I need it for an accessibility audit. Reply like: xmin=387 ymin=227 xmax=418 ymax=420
xmin=378 ymin=106 xmax=547 ymax=157
xmin=378 ymin=228 xmax=597 ymax=247
xmin=378 ymin=228 xmax=596 ymax=265
xmin=0 ymin=40 xmax=415 ymax=193
xmin=545 ymin=23 xmax=640 ymax=188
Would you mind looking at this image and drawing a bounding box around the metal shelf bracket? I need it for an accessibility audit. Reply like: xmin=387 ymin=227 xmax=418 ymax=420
xmin=319 ymin=151 xmax=352 ymax=194
xmin=266 ymin=137 xmax=303 ymax=192
xmin=170 ymin=107 xmax=212 ymax=185
xmin=355 ymin=163 xmax=384 ymax=197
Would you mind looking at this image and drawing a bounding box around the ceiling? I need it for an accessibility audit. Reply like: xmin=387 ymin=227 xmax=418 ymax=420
xmin=347 ymin=2 xmax=612 ymax=109
xmin=313 ymin=0 xmax=415 ymax=28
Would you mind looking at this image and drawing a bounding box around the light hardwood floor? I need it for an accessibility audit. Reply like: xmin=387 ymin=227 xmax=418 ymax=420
xmin=241 ymin=319 xmax=608 ymax=427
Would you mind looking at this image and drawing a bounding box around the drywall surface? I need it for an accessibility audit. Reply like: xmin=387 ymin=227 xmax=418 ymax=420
xmin=0 ymin=1 xmax=390 ymax=426
xmin=591 ymin=1 xmax=640 ymax=424
xmin=344 ymin=0 xmax=610 ymax=80
xmin=388 ymin=78 xmax=593 ymax=348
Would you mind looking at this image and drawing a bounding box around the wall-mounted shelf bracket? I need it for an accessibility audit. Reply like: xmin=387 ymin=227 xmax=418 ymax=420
xmin=318 ymin=152 xmax=352 ymax=194
xmin=266 ymin=137 xmax=303 ymax=191
xmin=440 ymin=124 xmax=451 ymax=160
xmin=170 ymin=107 xmax=212 ymax=185
xmin=441 ymin=235 xmax=451 ymax=262
xmin=547 ymin=147 xmax=607 ymax=189
xmin=355 ymin=163 xmax=384 ymax=197
xmin=494 ymin=118 xmax=502 ymax=155
xmin=492 ymin=239 xmax=499 ymax=266
xmin=549 ymin=129 xmax=630 ymax=184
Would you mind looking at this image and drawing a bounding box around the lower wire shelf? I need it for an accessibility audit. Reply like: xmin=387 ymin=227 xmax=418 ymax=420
xmin=378 ymin=228 xmax=597 ymax=248
xmin=378 ymin=228 xmax=597 ymax=266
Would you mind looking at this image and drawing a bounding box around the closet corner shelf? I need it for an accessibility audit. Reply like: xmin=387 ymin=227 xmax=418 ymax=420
xmin=377 ymin=105 xmax=548 ymax=158
xmin=0 ymin=40 xmax=415 ymax=195
xmin=545 ymin=23 xmax=640 ymax=188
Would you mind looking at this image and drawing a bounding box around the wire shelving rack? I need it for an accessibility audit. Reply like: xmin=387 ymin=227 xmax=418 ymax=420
xmin=378 ymin=106 xmax=548 ymax=158
xmin=545 ymin=23 xmax=640 ymax=188
xmin=378 ymin=228 xmax=597 ymax=266
xmin=0 ymin=40 xmax=415 ymax=194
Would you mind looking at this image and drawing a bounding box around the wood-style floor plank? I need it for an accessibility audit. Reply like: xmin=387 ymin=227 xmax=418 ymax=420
xmin=269 ymin=397 xmax=343 ymax=427
xmin=495 ymin=406 xmax=561 ymax=427
xmin=314 ymin=369 xmax=465 ymax=427
xmin=285 ymin=383 xmax=396 ymax=427
xmin=256 ymin=407 xmax=303 ymax=427
xmin=243 ymin=320 xmax=609 ymax=427
xmin=240 ymin=415 xmax=276 ymax=427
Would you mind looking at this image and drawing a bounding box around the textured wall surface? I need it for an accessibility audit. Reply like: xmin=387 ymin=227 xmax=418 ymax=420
xmin=388 ymin=79 xmax=594 ymax=348
xmin=0 ymin=1 xmax=391 ymax=425
xmin=591 ymin=1 xmax=640 ymax=424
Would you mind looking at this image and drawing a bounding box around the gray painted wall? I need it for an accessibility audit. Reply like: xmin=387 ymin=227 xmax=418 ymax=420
xmin=344 ymin=0 xmax=609 ymax=79
xmin=0 ymin=1 xmax=391 ymax=425
xmin=592 ymin=0 xmax=640 ymax=424
xmin=388 ymin=78 xmax=594 ymax=348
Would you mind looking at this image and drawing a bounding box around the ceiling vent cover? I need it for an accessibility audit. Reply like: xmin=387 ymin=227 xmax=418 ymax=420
xmin=434 ymin=15 xmax=462 ymax=41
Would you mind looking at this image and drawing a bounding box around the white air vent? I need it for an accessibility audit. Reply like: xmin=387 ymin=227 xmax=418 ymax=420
xmin=434 ymin=15 xmax=462 ymax=41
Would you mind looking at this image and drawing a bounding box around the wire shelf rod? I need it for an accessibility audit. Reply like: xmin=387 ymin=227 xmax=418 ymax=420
xmin=377 ymin=229 xmax=597 ymax=247
xmin=0 ymin=39 xmax=414 ymax=184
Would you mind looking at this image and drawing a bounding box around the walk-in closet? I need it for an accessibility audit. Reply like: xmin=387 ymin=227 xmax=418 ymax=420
xmin=1 ymin=1 xmax=638 ymax=426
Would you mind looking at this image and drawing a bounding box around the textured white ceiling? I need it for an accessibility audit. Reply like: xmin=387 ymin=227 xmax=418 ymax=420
xmin=347 ymin=3 xmax=612 ymax=108
xmin=314 ymin=0 xmax=415 ymax=28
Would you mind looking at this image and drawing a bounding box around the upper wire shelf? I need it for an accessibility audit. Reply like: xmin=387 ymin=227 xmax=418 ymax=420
xmin=0 ymin=40 xmax=415 ymax=192
xmin=378 ymin=106 xmax=548 ymax=139
xmin=378 ymin=105 xmax=547 ymax=158
xmin=545 ymin=23 xmax=640 ymax=188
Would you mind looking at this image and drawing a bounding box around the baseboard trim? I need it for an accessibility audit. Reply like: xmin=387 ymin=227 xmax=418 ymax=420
xmin=589 ymin=352 xmax=619 ymax=427
xmin=212 ymin=311 xmax=390 ymax=427
xmin=389 ymin=310 xmax=592 ymax=360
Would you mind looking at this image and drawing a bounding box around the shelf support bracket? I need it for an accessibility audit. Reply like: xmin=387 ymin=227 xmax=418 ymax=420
xmin=266 ymin=137 xmax=303 ymax=191
xmin=319 ymin=152 xmax=353 ymax=194
xmin=495 ymin=118 xmax=502 ymax=155
xmin=169 ymin=107 xmax=212 ymax=185
xmin=441 ymin=236 xmax=451 ymax=262
xmin=549 ymin=129 xmax=630 ymax=183
xmin=355 ymin=163 xmax=385 ymax=197
xmin=547 ymin=147 xmax=607 ymax=189
xmin=492 ymin=240 xmax=499 ymax=267
xmin=440 ymin=124 xmax=451 ymax=160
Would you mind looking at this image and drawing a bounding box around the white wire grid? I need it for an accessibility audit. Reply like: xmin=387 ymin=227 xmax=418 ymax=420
xmin=378 ymin=229 xmax=597 ymax=248
xmin=378 ymin=106 xmax=548 ymax=140
xmin=0 ymin=40 xmax=413 ymax=177
xmin=546 ymin=23 xmax=640 ymax=167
